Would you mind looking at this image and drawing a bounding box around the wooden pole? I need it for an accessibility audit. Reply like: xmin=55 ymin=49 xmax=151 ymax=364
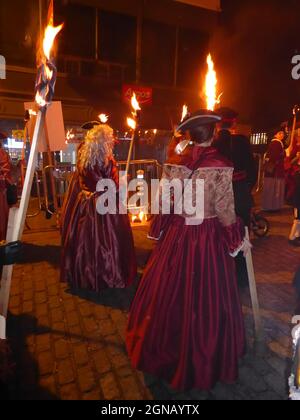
xmin=125 ymin=131 xmax=136 ymax=177
xmin=0 ymin=110 xmax=45 ymax=339
xmin=245 ymin=227 xmax=264 ymax=353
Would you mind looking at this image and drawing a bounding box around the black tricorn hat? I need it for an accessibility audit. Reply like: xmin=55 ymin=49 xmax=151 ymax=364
xmin=215 ymin=107 xmax=239 ymax=122
xmin=81 ymin=121 xmax=101 ymax=130
xmin=176 ymin=109 xmax=221 ymax=135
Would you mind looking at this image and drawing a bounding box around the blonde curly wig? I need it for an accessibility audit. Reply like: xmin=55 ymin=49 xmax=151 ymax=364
xmin=78 ymin=124 xmax=115 ymax=169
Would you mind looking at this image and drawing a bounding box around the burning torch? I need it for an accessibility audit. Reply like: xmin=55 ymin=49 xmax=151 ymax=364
xmin=125 ymin=93 xmax=141 ymax=177
xmin=13 ymin=0 xmax=63 ymax=240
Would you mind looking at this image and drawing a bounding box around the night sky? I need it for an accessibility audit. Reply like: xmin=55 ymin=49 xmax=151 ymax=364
xmin=211 ymin=0 xmax=300 ymax=130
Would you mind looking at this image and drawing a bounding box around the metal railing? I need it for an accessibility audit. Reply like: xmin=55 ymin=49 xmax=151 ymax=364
xmin=24 ymin=160 xmax=162 ymax=223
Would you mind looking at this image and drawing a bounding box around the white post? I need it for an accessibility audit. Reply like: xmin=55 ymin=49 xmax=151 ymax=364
xmin=0 ymin=110 xmax=45 ymax=339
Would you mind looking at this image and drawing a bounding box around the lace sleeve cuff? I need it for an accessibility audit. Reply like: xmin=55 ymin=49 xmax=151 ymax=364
xmin=223 ymin=217 xmax=245 ymax=254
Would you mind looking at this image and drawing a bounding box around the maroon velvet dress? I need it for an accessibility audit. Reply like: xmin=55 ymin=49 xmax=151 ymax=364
xmin=61 ymin=158 xmax=137 ymax=292
xmin=0 ymin=148 xmax=12 ymax=241
xmin=126 ymin=145 xmax=246 ymax=391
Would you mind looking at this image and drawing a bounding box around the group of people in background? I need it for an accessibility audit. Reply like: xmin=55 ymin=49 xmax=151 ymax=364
xmin=262 ymin=124 xmax=300 ymax=245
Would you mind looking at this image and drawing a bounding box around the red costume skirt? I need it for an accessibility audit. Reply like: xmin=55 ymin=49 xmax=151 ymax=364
xmin=126 ymin=217 xmax=245 ymax=391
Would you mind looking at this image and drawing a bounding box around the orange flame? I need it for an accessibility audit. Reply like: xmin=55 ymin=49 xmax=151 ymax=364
xmin=205 ymin=54 xmax=221 ymax=111
xmin=35 ymin=3 xmax=63 ymax=106
xmin=131 ymin=93 xmax=141 ymax=114
xmin=43 ymin=23 xmax=64 ymax=61
xmin=181 ymin=105 xmax=188 ymax=122
xmin=127 ymin=117 xmax=136 ymax=130
xmin=99 ymin=114 xmax=109 ymax=124
xmin=35 ymin=91 xmax=47 ymax=108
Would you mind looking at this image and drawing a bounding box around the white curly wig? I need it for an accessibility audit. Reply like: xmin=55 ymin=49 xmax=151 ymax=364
xmin=78 ymin=124 xmax=115 ymax=169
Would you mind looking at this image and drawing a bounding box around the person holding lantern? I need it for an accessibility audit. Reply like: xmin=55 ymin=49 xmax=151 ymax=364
xmin=61 ymin=123 xmax=136 ymax=292
xmin=126 ymin=110 xmax=250 ymax=391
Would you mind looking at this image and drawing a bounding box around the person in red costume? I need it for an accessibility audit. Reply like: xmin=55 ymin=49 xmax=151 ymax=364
xmin=126 ymin=110 xmax=250 ymax=391
xmin=0 ymin=140 xmax=12 ymax=241
xmin=61 ymin=124 xmax=136 ymax=292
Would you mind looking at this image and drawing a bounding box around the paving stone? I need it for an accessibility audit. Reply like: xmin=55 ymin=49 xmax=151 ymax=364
xmin=65 ymin=311 xmax=81 ymax=327
xmin=36 ymin=333 xmax=51 ymax=352
xmin=57 ymin=360 xmax=76 ymax=385
xmin=100 ymin=373 xmax=121 ymax=400
xmin=39 ymin=375 xmax=57 ymax=397
xmin=73 ymin=344 xmax=89 ymax=366
xmin=38 ymin=352 xmax=55 ymax=376
xmin=77 ymin=366 xmax=96 ymax=393
xmin=54 ymin=339 xmax=70 ymax=360
xmin=93 ymin=349 xmax=112 ymax=374
xmin=60 ymin=383 xmax=80 ymax=401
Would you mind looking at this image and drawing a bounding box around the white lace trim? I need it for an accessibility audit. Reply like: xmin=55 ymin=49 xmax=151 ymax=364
xmin=229 ymin=237 xmax=251 ymax=257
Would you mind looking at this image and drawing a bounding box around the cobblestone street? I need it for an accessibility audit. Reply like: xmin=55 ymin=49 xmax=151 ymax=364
xmin=4 ymin=204 xmax=300 ymax=400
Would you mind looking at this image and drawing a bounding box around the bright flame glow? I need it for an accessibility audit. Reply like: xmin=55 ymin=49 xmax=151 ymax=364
xmin=43 ymin=23 xmax=64 ymax=61
xmin=153 ymin=129 xmax=158 ymax=135
xmin=66 ymin=130 xmax=75 ymax=141
xmin=99 ymin=114 xmax=109 ymax=124
xmin=127 ymin=118 xmax=136 ymax=130
xmin=131 ymin=211 xmax=147 ymax=224
xmin=205 ymin=54 xmax=221 ymax=111
xmin=35 ymin=91 xmax=47 ymax=108
xmin=29 ymin=109 xmax=37 ymax=116
xmin=131 ymin=93 xmax=141 ymax=113
xmin=181 ymin=105 xmax=188 ymax=122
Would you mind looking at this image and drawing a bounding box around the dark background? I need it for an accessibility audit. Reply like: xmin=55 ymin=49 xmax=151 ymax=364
xmin=214 ymin=0 xmax=300 ymax=129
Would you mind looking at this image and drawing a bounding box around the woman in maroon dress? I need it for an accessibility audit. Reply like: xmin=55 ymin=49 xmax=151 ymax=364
xmin=126 ymin=110 xmax=249 ymax=391
xmin=0 ymin=141 xmax=12 ymax=241
xmin=61 ymin=124 xmax=136 ymax=292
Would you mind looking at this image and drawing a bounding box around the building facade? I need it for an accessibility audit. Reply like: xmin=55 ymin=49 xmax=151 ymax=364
xmin=0 ymin=0 xmax=220 ymax=134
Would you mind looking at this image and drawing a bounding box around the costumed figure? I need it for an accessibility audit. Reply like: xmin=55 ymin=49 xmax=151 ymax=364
xmin=214 ymin=107 xmax=257 ymax=288
xmin=285 ymin=126 xmax=300 ymax=245
xmin=262 ymin=128 xmax=286 ymax=211
xmin=0 ymin=139 xmax=12 ymax=241
xmin=60 ymin=121 xmax=100 ymax=244
xmin=61 ymin=124 xmax=136 ymax=292
xmin=126 ymin=110 xmax=250 ymax=391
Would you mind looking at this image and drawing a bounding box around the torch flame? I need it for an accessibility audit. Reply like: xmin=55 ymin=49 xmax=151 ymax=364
xmin=35 ymin=91 xmax=47 ymax=108
xmin=127 ymin=117 xmax=136 ymax=130
xmin=43 ymin=23 xmax=64 ymax=61
xmin=35 ymin=1 xmax=63 ymax=107
xmin=99 ymin=114 xmax=109 ymax=124
xmin=205 ymin=54 xmax=221 ymax=111
xmin=131 ymin=93 xmax=141 ymax=114
xmin=181 ymin=105 xmax=188 ymax=122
